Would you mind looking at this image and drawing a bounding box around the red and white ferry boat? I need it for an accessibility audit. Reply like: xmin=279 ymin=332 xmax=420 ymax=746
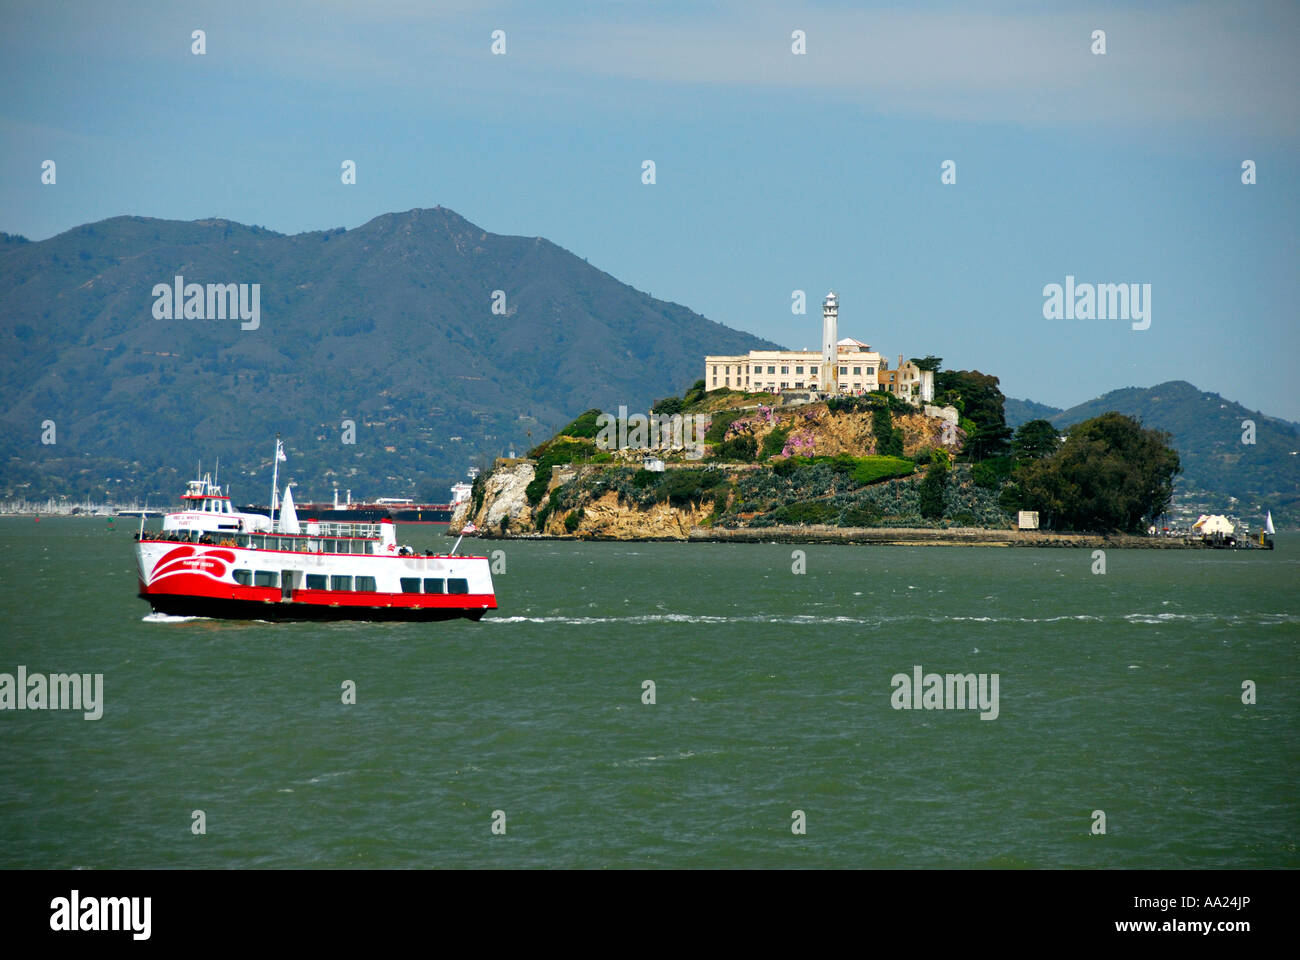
xmin=134 ymin=472 xmax=496 ymax=622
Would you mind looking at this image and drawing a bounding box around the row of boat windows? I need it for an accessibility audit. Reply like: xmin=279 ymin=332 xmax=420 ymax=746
xmin=230 ymin=570 xmax=468 ymax=593
xmin=153 ymin=531 xmax=378 ymax=553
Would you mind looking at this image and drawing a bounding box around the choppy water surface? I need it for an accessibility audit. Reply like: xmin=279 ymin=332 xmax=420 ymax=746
xmin=1 ymin=519 xmax=1295 ymax=868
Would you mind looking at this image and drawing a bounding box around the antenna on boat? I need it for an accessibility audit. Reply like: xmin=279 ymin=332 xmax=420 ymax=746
xmin=450 ymin=533 xmax=464 ymax=556
xmin=270 ymin=434 xmax=282 ymax=528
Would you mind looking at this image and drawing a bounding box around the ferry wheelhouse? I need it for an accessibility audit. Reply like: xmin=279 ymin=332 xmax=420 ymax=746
xmin=134 ymin=473 xmax=496 ymax=622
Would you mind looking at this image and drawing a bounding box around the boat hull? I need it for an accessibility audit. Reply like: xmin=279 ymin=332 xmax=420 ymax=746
xmin=139 ymin=591 xmax=488 ymax=622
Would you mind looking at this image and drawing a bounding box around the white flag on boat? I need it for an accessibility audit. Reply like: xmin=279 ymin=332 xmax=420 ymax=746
xmin=278 ymin=485 xmax=300 ymax=534
xmin=276 ymin=440 xmax=287 ymax=462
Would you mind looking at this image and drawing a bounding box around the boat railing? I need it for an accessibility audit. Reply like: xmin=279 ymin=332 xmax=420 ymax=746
xmin=308 ymin=521 xmax=382 ymax=539
xmin=140 ymin=524 xmax=383 ymax=552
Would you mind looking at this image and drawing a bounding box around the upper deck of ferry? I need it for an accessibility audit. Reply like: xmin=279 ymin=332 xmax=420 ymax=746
xmin=137 ymin=521 xmax=478 ymax=559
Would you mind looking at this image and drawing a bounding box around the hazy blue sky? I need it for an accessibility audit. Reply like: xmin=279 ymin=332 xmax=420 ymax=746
xmin=3 ymin=0 xmax=1297 ymax=417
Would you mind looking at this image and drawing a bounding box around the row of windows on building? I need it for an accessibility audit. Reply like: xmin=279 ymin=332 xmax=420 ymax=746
xmin=713 ymin=363 xmax=875 ymax=377
xmin=231 ymin=570 xmax=469 ymax=594
xmin=712 ymin=365 xmax=874 ymax=389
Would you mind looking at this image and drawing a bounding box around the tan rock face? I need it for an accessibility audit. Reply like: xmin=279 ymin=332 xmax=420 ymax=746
xmin=568 ymin=490 xmax=711 ymax=540
xmin=456 ymin=460 xmax=535 ymax=533
xmin=738 ymin=405 xmax=953 ymax=459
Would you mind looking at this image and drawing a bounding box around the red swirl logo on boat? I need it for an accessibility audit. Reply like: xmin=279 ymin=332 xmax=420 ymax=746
xmin=148 ymin=546 xmax=236 ymax=585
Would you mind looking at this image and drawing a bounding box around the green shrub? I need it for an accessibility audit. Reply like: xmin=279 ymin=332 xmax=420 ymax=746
xmin=471 ymin=473 xmax=486 ymax=516
xmin=998 ymin=483 xmax=1022 ymax=514
xmin=830 ymin=452 xmax=858 ymax=474
xmin=660 ymin=468 xmax=729 ymax=506
xmin=760 ymin=426 xmax=790 ymax=459
xmin=559 ymin=409 xmax=605 ymax=439
xmin=772 ymin=456 xmax=799 ymax=477
xmin=919 ymin=461 xmax=948 ymax=519
xmin=914 ymin=446 xmax=934 ymax=466
xmin=525 ymin=474 xmax=549 ymax=506
xmin=773 ymin=500 xmax=838 ymax=524
xmin=563 ymin=510 xmax=582 ymax=533
xmin=871 ymin=406 xmax=905 ymax=458
xmin=651 ymin=396 xmax=684 ymax=415
xmin=713 ymin=434 xmax=757 ymax=462
xmin=526 ymin=439 xmax=601 ymax=504
xmin=704 ymin=410 xmax=743 ymax=444
xmin=972 ymin=456 xmax=1014 ymax=490
xmin=840 ymin=503 xmax=882 ymax=526
xmin=632 ymin=468 xmax=659 ymax=488
xmin=850 ymin=456 xmax=915 ymax=486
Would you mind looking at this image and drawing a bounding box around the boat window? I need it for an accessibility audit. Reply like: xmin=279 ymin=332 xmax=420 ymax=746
xmin=424 ymin=578 xmax=445 ymax=594
xmin=254 ymin=570 xmax=279 ymax=588
xmin=305 ymin=574 xmax=327 ymax=590
xmin=448 ymin=578 xmax=469 ymax=595
xmin=322 ymin=539 xmax=334 ymax=553
xmin=355 ymin=576 xmax=377 ymax=592
xmin=400 ymin=578 xmax=421 ymax=593
xmin=232 ymin=569 xmax=252 ymax=586
xmin=330 ymin=575 xmax=353 ymax=591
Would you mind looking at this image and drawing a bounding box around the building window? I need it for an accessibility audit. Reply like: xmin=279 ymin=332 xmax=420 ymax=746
xmin=306 ymin=574 xmax=327 ymax=590
xmin=711 ymin=377 xmax=717 ymax=386
xmin=781 ymin=382 xmax=789 ymax=388
xmin=767 ymin=366 xmax=775 ymax=374
xmin=866 ymin=367 xmax=874 ymax=375
xmin=839 ymin=366 xmax=847 ymax=375
xmin=795 ymin=365 xmax=804 ymax=374
xmin=853 ymin=366 xmax=861 ymax=375
xmin=780 ymin=365 xmax=788 ymax=374
xmin=795 ymin=382 xmax=804 ymax=389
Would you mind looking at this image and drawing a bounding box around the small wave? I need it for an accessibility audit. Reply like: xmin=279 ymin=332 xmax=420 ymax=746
xmin=141 ymin=612 xmax=205 ymax=623
xmin=486 ymin=611 xmax=1297 ymax=627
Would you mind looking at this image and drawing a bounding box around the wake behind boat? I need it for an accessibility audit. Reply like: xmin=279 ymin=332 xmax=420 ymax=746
xmin=133 ymin=441 xmax=496 ymax=622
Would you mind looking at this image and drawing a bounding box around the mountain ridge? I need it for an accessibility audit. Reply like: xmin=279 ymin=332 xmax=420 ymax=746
xmin=0 ymin=207 xmax=777 ymax=503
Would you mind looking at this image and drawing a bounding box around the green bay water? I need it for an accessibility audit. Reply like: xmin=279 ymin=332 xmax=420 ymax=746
xmin=1 ymin=518 xmax=1296 ymax=869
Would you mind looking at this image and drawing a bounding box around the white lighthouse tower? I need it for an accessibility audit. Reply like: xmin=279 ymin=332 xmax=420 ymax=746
xmin=820 ymin=291 xmax=839 ymax=394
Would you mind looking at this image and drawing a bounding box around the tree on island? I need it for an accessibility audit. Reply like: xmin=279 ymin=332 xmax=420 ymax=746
xmin=1011 ymin=419 xmax=1062 ymax=463
xmin=934 ymin=369 xmax=1012 ymax=461
xmin=910 ymin=355 xmax=943 ymax=372
xmin=1013 ymin=412 xmax=1180 ymax=532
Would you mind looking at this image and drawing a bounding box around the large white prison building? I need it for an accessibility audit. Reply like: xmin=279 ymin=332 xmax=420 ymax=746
xmin=703 ymin=292 xmax=935 ymax=403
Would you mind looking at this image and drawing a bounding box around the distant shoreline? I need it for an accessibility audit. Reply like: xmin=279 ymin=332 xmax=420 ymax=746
xmin=469 ymin=525 xmax=1268 ymax=549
